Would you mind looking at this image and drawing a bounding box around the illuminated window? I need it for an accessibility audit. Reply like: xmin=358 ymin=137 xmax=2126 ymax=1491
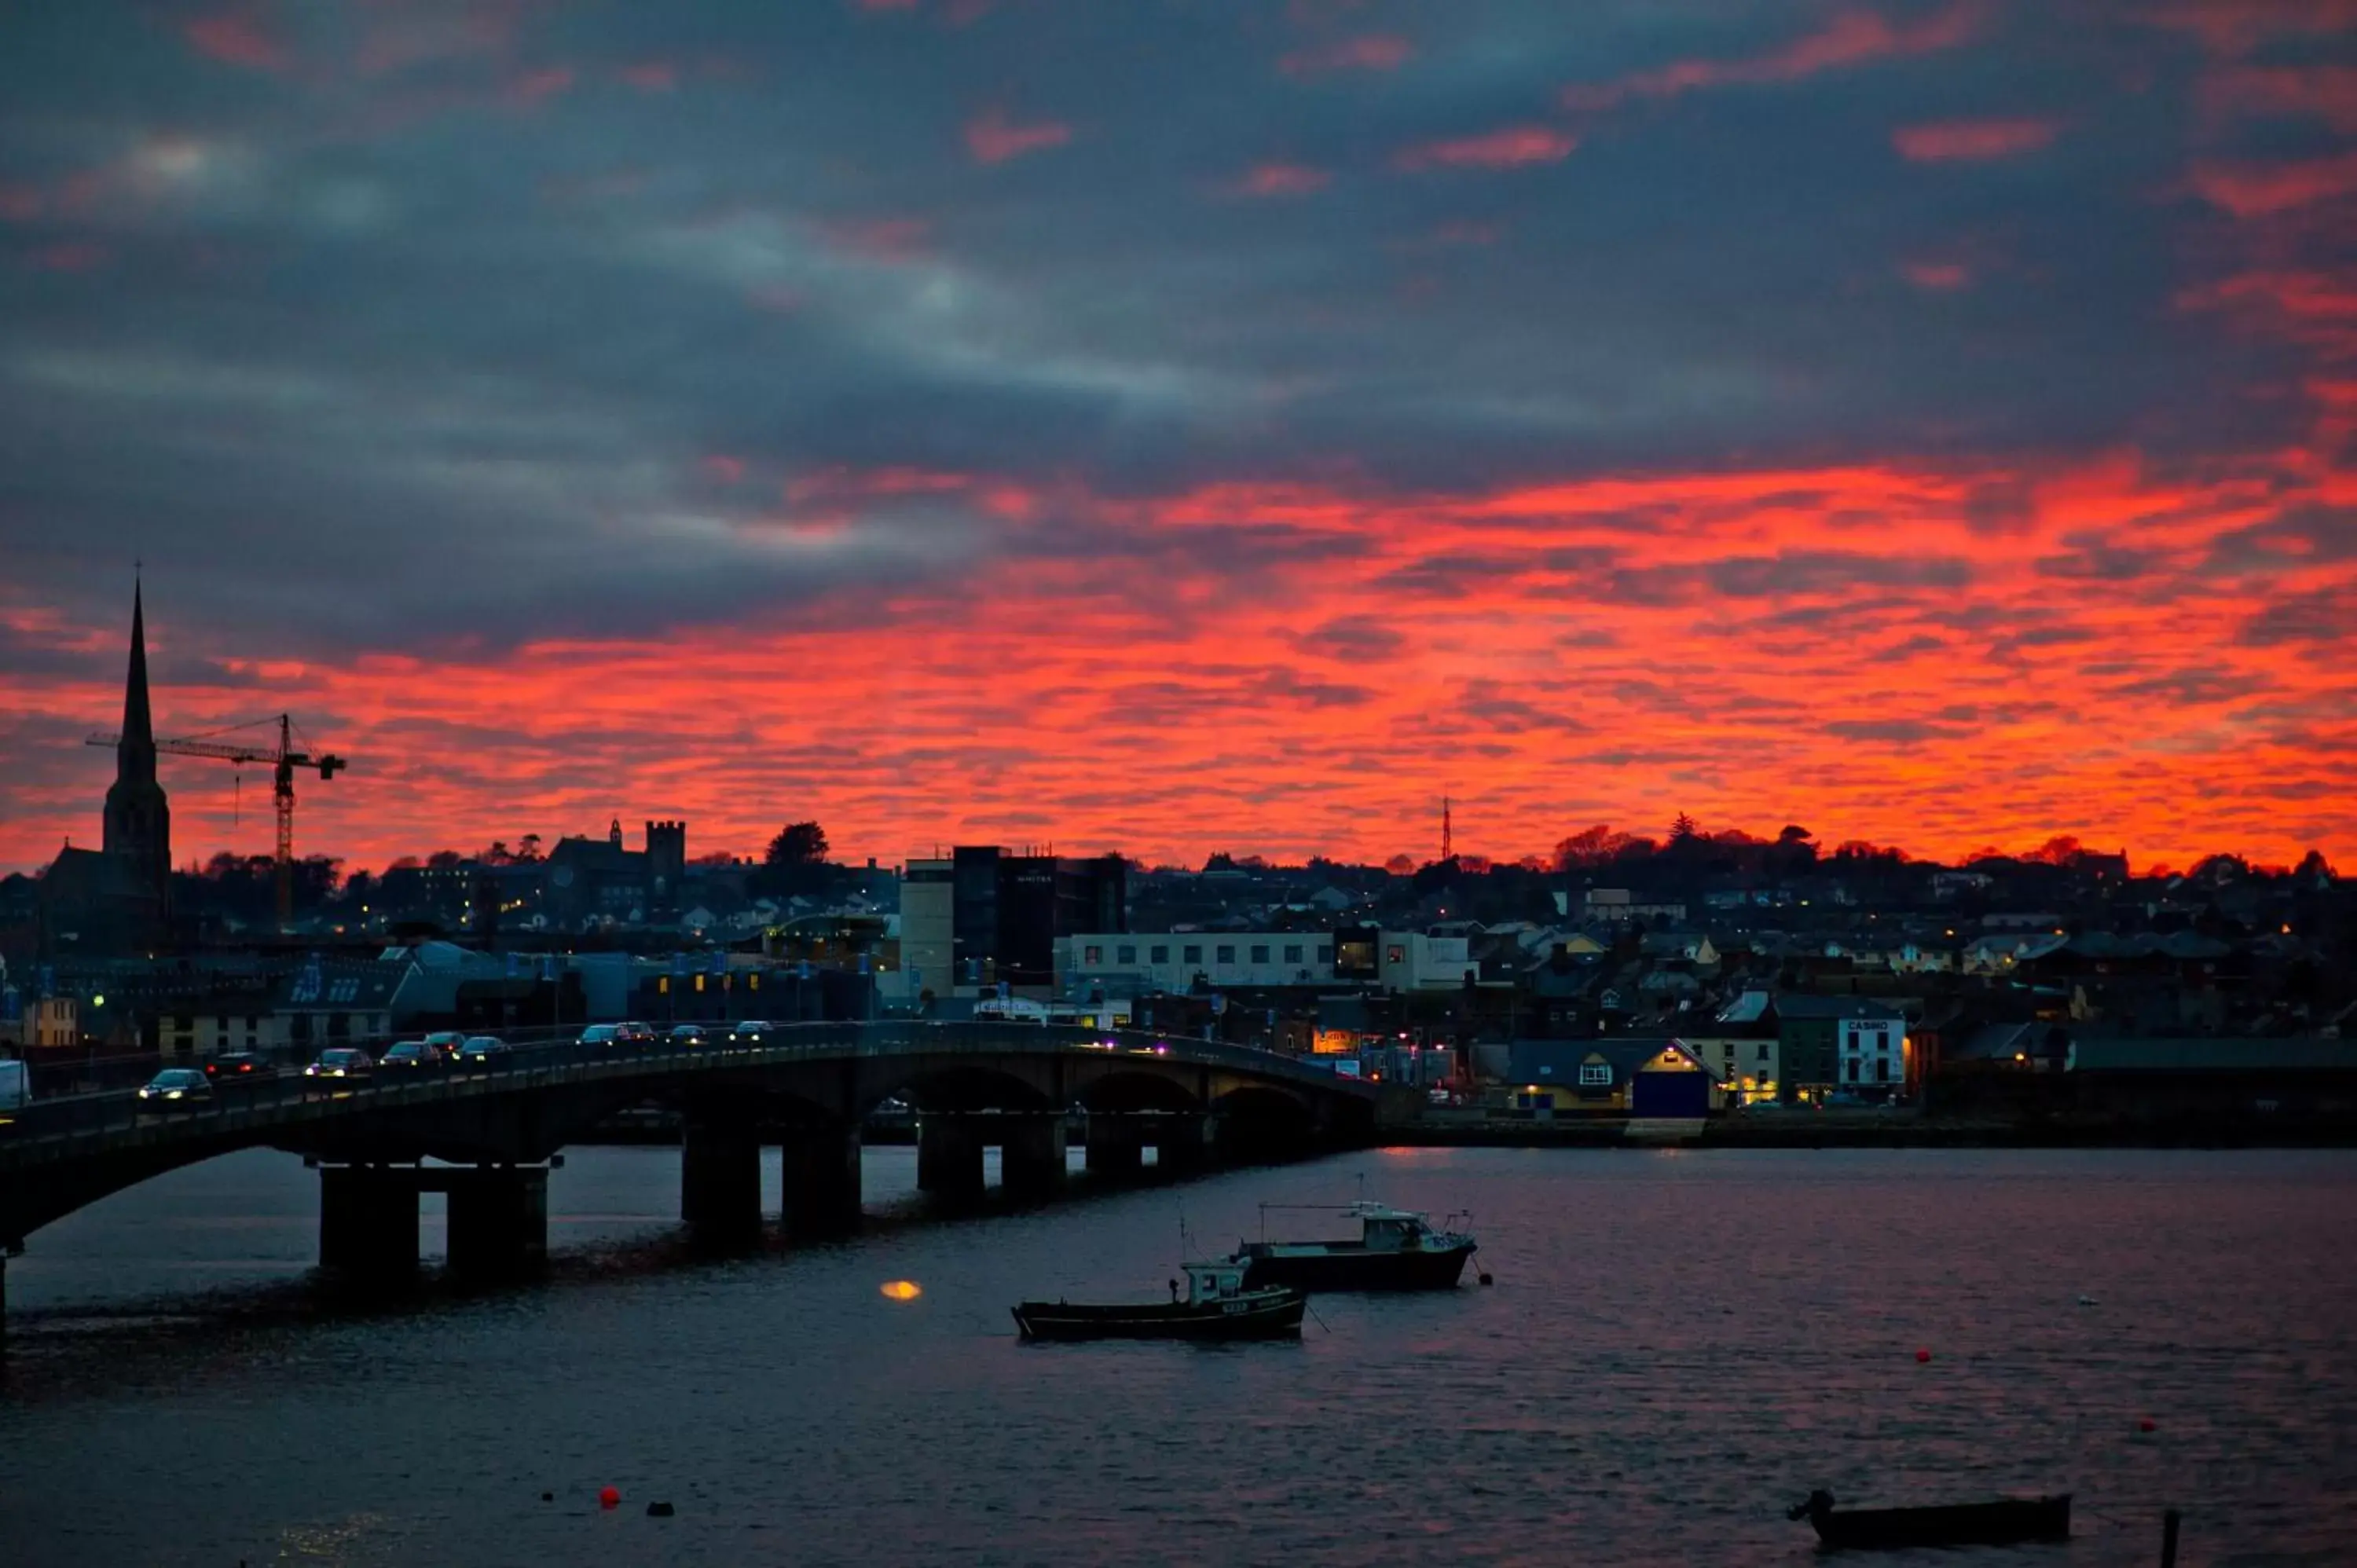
xmin=1387 ymin=945 xmax=1406 ymax=965
xmin=1578 ymin=1063 xmax=1611 ymax=1087
xmin=1083 ymin=945 xmax=1103 ymax=965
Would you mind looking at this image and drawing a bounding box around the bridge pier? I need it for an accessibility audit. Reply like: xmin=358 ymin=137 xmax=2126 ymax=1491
xmin=915 ymin=1115 xmax=985 ymax=1202
xmin=682 ymin=1114 xmax=764 ymax=1250
xmin=1153 ymin=1114 xmax=1214 ymax=1176
xmin=319 ymin=1165 xmax=421 ymax=1281
xmin=782 ymin=1126 xmax=863 ymax=1243
xmin=446 ymin=1167 xmax=549 ymax=1281
xmin=999 ymin=1115 xmax=1068 ymax=1201
xmin=1083 ymin=1116 xmax=1146 ymax=1178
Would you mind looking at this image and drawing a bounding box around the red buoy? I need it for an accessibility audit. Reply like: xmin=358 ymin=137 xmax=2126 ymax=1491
xmin=2139 ymin=1418 xmax=2157 ymax=1434
xmin=599 ymin=1486 xmax=621 ymax=1509
xmin=1915 ymin=1348 xmax=1932 ymax=1363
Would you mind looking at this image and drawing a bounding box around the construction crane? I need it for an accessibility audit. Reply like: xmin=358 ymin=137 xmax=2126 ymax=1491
xmin=86 ymin=713 xmax=346 ymax=927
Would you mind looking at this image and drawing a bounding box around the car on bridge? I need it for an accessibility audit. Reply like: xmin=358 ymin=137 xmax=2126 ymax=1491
xmin=616 ymin=1021 xmax=658 ymax=1046
xmin=203 ymin=1052 xmax=276 ymax=1085
xmin=304 ymin=1046 xmax=375 ymax=1081
xmin=578 ymin=1024 xmax=622 ymax=1048
xmin=728 ymin=1020 xmax=775 ymax=1048
xmin=668 ymin=1024 xmax=709 ymax=1046
xmin=459 ymin=1035 xmax=511 ymax=1068
xmin=379 ymin=1042 xmax=445 ymax=1072
xmin=137 ymin=1068 xmax=213 ymax=1109
xmin=420 ymin=1031 xmax=468 ymax=1063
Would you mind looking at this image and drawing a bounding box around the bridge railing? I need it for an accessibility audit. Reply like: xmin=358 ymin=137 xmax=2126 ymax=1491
xmin=0 ymin=1021 xmax=1360 ymax=1154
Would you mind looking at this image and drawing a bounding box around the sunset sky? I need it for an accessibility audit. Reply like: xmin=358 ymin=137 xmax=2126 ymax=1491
xmin=2 ymin=0 xmax=2353 ymax=877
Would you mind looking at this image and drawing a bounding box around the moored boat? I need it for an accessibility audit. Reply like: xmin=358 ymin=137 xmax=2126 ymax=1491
xmin=1233 ymin=1201 xmax=1477 ymax=1291
xmin=1012 ymin=1260 xmax=1306 ymax=1343
xmin=1787 ymin=1489 xmax=2072 ymax=1551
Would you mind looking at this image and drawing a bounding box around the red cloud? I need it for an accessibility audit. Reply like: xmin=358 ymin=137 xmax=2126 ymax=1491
xmin=8 ymin=449 xmax=2355 ymax=875
xmin=965 ymin=108 xmax=1072 ymax=164
xmin=26 ymin=241 xmax=108 ymax=273
xmin=1901 ymin=259 xmax=1971 ymax=291
xmin=183 ymin=9 xmax=291 ymax=74
xmin=2201 ymin=65 xmax=2357 ymax=133
xmin=620 ymin=61 xmax=679 ymax=93
xmin=1280 ymin=35 xmax=1413 ymax=77
xmin=2190 ymin=149 xmax=2357 ymax=217
xmin=1395 ymin=126 xmax=1575 ymax=171
xmin=2146 ymin=0 xmax=2357 ymax=57
xmin=1892 ymin=116 xmax=2060 ymax=162
xmin=820 ymin=216 xmax=931 ymax=262
xmin=508 ymin=66 xmax=577 ymax=107
xmin=1230 ymin=162 xmax=1331 ymax=197
xmin=0 ymin=183 xmax=42 ymax=222
xmin=1563 ymin=2 xmax=1984 ymax=112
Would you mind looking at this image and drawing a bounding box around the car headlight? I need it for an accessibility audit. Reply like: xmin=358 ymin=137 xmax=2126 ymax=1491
xmin=165 ymin=1090 xmax=183 ymax=1100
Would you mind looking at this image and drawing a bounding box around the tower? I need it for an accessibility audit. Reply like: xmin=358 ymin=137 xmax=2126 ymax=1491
xmin=645 ymin=819 xmax=687 ymax=916
xmin=101 ymin=581 xmax=171 ymax=920
xmin=1441 ymin=796 xmax=1453 ymax=863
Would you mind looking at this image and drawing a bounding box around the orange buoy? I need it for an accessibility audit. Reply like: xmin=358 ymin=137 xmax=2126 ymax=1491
xmin=1915 ymin=1348 xmax=1932 ymax=1363
xmin=599 ymin=1486 xmax=621 ymax=1509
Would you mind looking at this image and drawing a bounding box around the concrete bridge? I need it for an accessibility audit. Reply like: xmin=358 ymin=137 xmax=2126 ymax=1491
xmin=0 ymin=1022 xmax=1398 ymax=1334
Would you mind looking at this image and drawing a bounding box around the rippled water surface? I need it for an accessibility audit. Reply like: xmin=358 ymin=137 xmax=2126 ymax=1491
xmin=3 ymin=1146 xmax=2354 ymax=1566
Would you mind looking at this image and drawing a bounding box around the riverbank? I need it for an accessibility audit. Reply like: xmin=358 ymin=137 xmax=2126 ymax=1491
xmin=1384 ymin=1112 xmax=2357 ymax=1149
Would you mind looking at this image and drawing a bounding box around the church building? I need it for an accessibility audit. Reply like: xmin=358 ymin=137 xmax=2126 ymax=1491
xmin=39 ymin=584 xmax=174 ymax=951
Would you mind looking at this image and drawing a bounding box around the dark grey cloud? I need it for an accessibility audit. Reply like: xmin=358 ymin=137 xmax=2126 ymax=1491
xmin=0 ymin=0 xmax=2348 ymax=670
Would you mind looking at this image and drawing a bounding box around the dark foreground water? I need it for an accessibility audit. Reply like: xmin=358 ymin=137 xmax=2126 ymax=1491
xmin=2 ymin=1147 xmax=2354 ymax=1567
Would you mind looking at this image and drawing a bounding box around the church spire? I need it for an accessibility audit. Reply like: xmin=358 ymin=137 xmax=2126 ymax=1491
xmin=119 ymin=575 xmax=156 ymax=782
xmin=102 ymin=574 xmax=172 ymax=931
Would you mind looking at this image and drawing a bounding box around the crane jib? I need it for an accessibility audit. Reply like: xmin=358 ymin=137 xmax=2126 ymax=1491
xmin=83 ymin=713 xmax=348 ymax=925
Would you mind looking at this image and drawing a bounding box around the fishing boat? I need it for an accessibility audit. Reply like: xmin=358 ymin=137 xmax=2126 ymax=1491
xmin=1787 ymin=1489 xmax=2072 ymax=1551
xmin=1012 ymin=1260 xmax=1306 ymax=1343
xmin=1233 ymin=1200 xmax=1477 ymax=1291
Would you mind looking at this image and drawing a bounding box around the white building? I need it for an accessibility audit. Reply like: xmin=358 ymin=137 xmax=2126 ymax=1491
xmin=1060 ymin=932 xmax=1336 ymax=995
xmin=1680 ymin=1035 xmax=1780 ymax=1105
xmin=1375 ymin=932 xmax=1475 ymax=991
xmin=1837 ymin=1009 xmax=1908 ymax=1096
xmin=896 ymin=857 xmax=956 ymax=1000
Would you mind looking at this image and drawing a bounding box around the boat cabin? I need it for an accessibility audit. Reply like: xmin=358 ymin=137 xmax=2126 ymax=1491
xmin=1351 ymin=1203 xmax=1439 ymax=1251
xmin=1183 ymin=1262 xmax=1251 ymax=1303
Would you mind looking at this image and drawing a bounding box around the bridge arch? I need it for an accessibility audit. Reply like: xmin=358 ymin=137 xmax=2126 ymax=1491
xmin=1074 ymin=1068 xmax=1202 ymax=1115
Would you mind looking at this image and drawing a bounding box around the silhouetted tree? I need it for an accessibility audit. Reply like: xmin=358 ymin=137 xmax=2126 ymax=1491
xmin=765 ymin=822 xmax=830 ymax=867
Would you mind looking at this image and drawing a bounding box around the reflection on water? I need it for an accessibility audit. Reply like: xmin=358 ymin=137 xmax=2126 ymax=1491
xmin=2 ymin=1147 xmax=2354 ymax=1566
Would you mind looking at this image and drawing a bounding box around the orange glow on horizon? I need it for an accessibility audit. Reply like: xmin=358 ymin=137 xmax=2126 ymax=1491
xmin=2 ymin=448 xmax=2352 ymax=878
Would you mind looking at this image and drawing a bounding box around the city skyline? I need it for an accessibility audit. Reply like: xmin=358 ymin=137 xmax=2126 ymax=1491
xmin=5 ymin=2 xmax=2355 ymax=874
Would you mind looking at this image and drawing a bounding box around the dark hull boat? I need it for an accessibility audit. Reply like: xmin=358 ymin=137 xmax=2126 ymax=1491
xmin=1234 ymin=1200 xmax=1477 ymax=1292
xmin=1237 ymin=1239 xmax=1476 ymax=1291
xmin=1013 ymin=1287 xmax=1306 ymax=1342
xmin=1789 ymin=1490 xmax=2072 ymax=1552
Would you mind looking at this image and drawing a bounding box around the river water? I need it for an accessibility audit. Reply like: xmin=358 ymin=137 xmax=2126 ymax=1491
xmin=2 ymin=1146 xmax=2353 ymax=1566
